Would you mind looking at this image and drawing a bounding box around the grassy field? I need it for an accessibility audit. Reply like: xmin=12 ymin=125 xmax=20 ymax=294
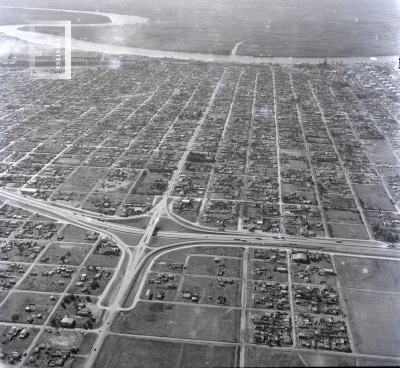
xmin=156 ymin=217 xmax=197 ymax=233
xmin=334 ymin=256 xmax=400 ymax=291
xmin=59 ymin=167 xmax=106 ymax=192
xmin=343 ymin=288 xmax=400 ymax=356
xmin=93 ymin=335 xmax=238 ymax=368
xmin=186 ymin=255 xmax=242 ymax=278
xmin=111 ymin=301 xmax=240 ymax=342
xmin=358 ymin=357 xmax=400 ymax=366
xmin=246 ymin=346 xmax=305 ymax=367
xmin=109 ymin=231 xmax=143 ymax=246
xmin=108 ymin=216 xmax=151 ymax=230
xmin=323 ymin=194 xmax=357 ymax=209
xmin=325 ymin=209 xmax=363 ymax=224
xmin=327 ymin=223 xmax=370 ymax=240
xmin=86 ymin=251 xmax=121 ymax=269
xmin=0 ymin=291 xmax=8 ymax=303
xmin=354 ymin=184 xmax=396 ymax=211
xmin=299 ymin=352 xmax=356 ymax=366
xmin=41 ymin=242 xmax=92 ymax=266
xmin=148 ymin=236 xmax=188 ymax=247
xmin=60 ymin=225 xmax=99 ymax=243
xmin=0 ymin=292 xmax=58 ymax=324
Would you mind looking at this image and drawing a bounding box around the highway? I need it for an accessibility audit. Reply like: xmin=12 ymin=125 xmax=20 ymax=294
xmin=1 ymin=187 xmax=399 ymax=368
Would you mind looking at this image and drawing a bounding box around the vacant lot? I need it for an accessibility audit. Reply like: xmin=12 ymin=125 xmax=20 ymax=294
xmin=86 ymin=251 xmax=121 ymax=269
xmin=354 ymin=184 xmax=396 ymax=211
xmin=246 ymin=346 xmax=305 ymax=367
xmin=325 ymin=209 xmax=363 ymax=224
xmin=299 ymin=352 xmax=356 ymax=366
xmin=327 ymin=223 xmax=370 ymax=240
xmin=148 ymin=236 xmax=187 ymax=248
xmin=358 ymin=357 xmax=400 ymax=366
xmin=178 ymin=275 xmax=241 ymax=307
xmin=109 ymin=217 xmax=151 ymax=230
xmin=60 ymin=225 xmax=99 ymax=243
xmin=94 ymin=335 xmax=237 ymax=368
xmin=41 ymin=242 xmax=92 ymax=266
xmin=334 ymin=256 xmax=400 ymax=292
xmin=323 ymin=194 xmax=357 ymax=209
xmin=111 ymin=301 xmax=240 ymax=342
xmin=343 ymin=288 xmax=400 ymax=356
xmin=59 ymin=167 xmax=106 ymax=192
xmin=0 ymin=291 xmax=8 ymax=303
xmin=186 ymin=256 xmax=242 ymax=278
xmin=0 ymin=292 xmax=58 ymax=324
xmin=54 ymin=155 xmax=87 ymax=166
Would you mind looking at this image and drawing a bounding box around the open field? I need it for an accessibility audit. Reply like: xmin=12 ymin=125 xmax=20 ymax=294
xmin=108 ymin=216 xmax=151 ymax=230
xmin=325 ymin=209 xmax=363 ymax=224
xmin=111 ymin=301 xmax=240 ymax=342
xmin=299 ymin=352 xmax=356 ymax=366
xmin=41 ymin=242 xmax=92 ymax=266
xmin=0 ymin=292 xmax=58 ymax=324
xmin=0 ymin=291 xmax=8 ymax=303
xmin=246 ymin=346 xmax=304 ymax=367
xmin=354 ymin=184 xmax=396 ymax=211
xmin=18 ymin=265 xmax=76 ymax=293
xmin=334 ymin=256 xmax=400 ymax=291
xmin=109 ymin=231 xmax=143 ymax=247
xmin=156 ymin=217 xmax=198 ymax=233
xmin=186 ymin=255 xmax=242 ymax=278
xmin=148 ymin=236 xmax=188 ymax=247
xmin=58 ymin=167 xmax=106 ymax=192
xmin=93 ymin=335 xmax=238 ymax=368
xmin=59 ymin=225 xmax=99 ymax=243
xmin=327 ymin=223 xmax=370 ymax=240
xmin=86 ymin=251 xmax=121 ymax=269
xmin=323 ymin=194 xmax=357 ymax=209
xmin=358 ymin=357 xmax=400 ymax=366
xmin=343 ymin=288 xmax=400 ymax=356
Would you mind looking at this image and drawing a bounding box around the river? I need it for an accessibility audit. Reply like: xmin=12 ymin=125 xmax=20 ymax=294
xmin=0 ymin=5 xmax=397 ymax=65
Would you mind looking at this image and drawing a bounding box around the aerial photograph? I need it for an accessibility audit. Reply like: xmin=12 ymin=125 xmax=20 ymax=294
xmin=0 ymin=0 xmax=399 ymax=367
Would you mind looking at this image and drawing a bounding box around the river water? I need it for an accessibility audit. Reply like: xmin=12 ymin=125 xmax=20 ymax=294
xmin=0 ymin=5 xmax=397 ymax=65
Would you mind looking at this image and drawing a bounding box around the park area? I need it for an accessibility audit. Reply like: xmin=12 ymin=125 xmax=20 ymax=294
xmin=111 ymin=301 xmax=240 ymax=343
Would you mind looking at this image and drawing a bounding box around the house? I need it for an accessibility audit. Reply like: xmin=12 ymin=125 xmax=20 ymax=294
xmin=292 ymin=253 xmax=308 ymax=263
xmin=60 ymin=317 xmax=76 ymax=328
